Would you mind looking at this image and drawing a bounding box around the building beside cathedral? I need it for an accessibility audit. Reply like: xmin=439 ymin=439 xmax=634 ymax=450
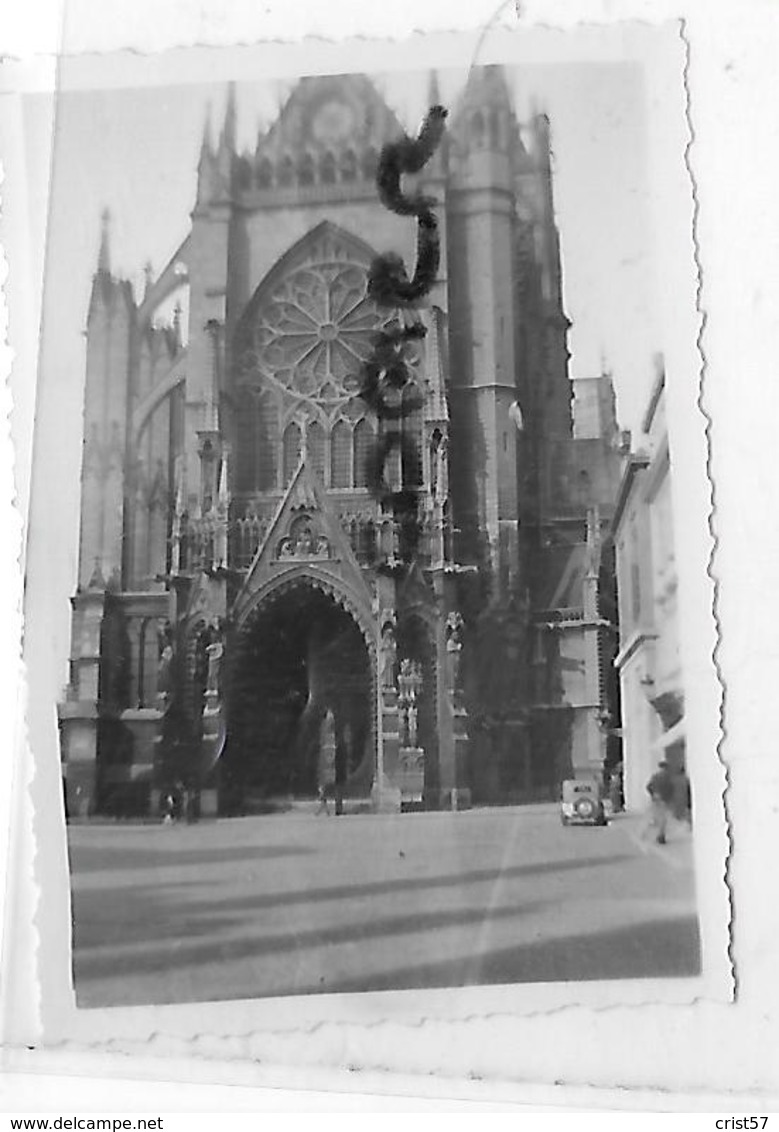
xmin=612 ymin=360 xmax=685 ymax=812
xmin=58 ymin=67 xmax=623 ymax=819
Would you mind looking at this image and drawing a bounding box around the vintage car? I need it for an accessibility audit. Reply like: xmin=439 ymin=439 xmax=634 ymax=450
xmin=560 ymin=778 xmax=608 ymax=826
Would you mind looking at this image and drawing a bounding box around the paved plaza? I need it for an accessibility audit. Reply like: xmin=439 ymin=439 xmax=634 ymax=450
xmin=68 ymin=806 xmax=700 ymax=1007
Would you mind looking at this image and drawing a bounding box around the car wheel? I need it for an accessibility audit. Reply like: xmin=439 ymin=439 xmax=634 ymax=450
xmin=574 ymin=798 xmax=596 ymax=821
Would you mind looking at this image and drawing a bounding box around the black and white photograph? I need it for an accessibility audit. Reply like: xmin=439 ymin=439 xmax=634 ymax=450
xmin=15 ymin=19 xmax=724 ymax=1030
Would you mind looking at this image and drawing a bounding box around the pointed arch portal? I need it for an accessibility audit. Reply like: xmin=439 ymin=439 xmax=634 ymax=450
xmin=222 ymin=579 xmax=375 ymax=813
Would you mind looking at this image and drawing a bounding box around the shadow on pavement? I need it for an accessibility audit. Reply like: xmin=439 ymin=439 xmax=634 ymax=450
xmin=75 ymin=911 xmax=701 ymax=1007
xmin=270 ymin=914 xmax=702 ymax=998
xmin=68 ymin=842 xmax=316 ymax=872
xmin=74 ymin=896 xmax=551 ymax=981
xmin=124 ymin=853 xmax=640 ymax=913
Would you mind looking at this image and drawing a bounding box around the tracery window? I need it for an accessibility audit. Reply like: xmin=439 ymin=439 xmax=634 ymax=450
xmin=307 ymin=420 xmax=326 ymax=483
xmin=256 ymin=158 xmax=274 ymax=190
xmin=340 ymin=149 xmax=357 ymax=182
xmin=235 ymin=224 xmax=421 ymax=495
xmin=331 ymin=420 xmax=351 ymax=488
xmin=283 ymin=422 xmax=302 ymax=484
xmin=278 ymin=155 xmax=295 ymax=187
xmin=243 ymin=228 xmax=385 ymax=410
xmin=353 ymin=419 xmax=374 ymax=488
xmin=298 ymin=153 xmax=315 ymax=186
xmin=256 ymin=396 xmax=279 ymax=491
xmin=320 ymin=151 xmax=337 ymax=184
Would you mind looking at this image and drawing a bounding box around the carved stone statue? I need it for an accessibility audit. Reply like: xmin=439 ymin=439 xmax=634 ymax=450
xmin=206 ymin=637 xmax=224 ymax=694
xmin=445 ymin=610 xmax=464 ymax=694
xmin=158 ymin=644 xmax=174 ymax=696
xmin=380 ymin=623 xmax=397 ymax=688
xmin=433 ymin=436 xmax=449 ymax=501
xmin=157 ymin=620 xmax=174 ymax=697
xmin=407 ymin=703 xmax=418 ymax=748
xmin=295 ymin=526 xmax=315 ymax=555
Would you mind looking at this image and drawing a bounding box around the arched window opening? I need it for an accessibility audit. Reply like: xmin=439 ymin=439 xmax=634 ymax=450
xmin=307 ymin=420 xmax=326 ymax=483
xmin=256 ymin=158 xmax=273 ymax=189
xmin=320 ymin=151 xmax=337 ymax=184
xmin=353 ymin=418 xmax=374 ymax=488
xmin=278 ymin=155 xmax=295 ymax=187
xmin=340 ymin=149 xmax=357 ymax=182
xmin=236 ymin=158 xmax=252 ymax=191
xmin=359 ymin=517 xmax=376 ymax=564
xmin=298 ymin=152 xmax=315 ymax=186
xmin=235 ymin=391 xmax=257 ymax=492
xmin=283 ymin=421 xmax=302 ymax=484
xmin=330 ymin=420 xmax=351 ymax=488
xmin=256 ymin=396 xmax=279 ymax=492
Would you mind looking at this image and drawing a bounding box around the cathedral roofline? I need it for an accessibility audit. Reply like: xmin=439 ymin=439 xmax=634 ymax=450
xmin=257 ymin=72 xmax=405 ymax=156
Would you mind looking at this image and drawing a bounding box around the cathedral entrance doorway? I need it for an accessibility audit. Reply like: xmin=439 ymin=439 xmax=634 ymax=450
xmin=221 ymin=582 xmax=374 ymax=813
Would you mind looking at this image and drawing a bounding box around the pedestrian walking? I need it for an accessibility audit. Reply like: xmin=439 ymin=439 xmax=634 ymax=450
xmin=671 ymin=764 xmax=693 ymax=828
xmin=644 ymin=760 xmax=675 ymax=844
xmin=609 ymin=760 xmax=624 ymax=814
xmin=161 ymin=791 xmax=176 ymax=825
xmin=315 ymin=784 xmax=330 ymax=816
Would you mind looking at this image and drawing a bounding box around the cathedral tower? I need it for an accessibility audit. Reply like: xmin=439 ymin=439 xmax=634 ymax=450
xmin=447 ymin=66 xmax=521 ymax=597
xmin=79 ymin=210 xmax=135 ymax=590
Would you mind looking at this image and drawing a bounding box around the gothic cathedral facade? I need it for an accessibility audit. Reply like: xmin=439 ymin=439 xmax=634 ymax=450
xmin=58 ymin=68 xmax=622 ymax=818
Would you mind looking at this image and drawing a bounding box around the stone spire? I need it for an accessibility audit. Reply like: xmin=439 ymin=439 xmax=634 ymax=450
xmin=460 ymin=63 xmax=513 ymax=115
xmin=196 ymin=104 xmax=218 ymax=204
xmin=214 ymin=455 xmax=230 ymax=569
xmin=220 ymin=81 xmax=237 ymax=153
xmin=97 ymin=207 xmax=111 ymax=276
xmin=217 ymin=454 xmax=229 ymax=510
xmin=199 ymin=103 xmax=214 ymax=165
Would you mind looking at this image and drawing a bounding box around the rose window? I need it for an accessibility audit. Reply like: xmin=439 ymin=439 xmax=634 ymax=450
xmin=247 ymin=236 xmax=387 ymax=408
xmin=233 ymin=226 xmax=427 ymax=496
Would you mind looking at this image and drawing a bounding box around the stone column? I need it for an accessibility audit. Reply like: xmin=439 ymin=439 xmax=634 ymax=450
xmin=371 ymin=612 xmax=402 ymax=813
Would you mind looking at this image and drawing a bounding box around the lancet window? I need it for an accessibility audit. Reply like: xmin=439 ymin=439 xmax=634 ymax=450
xmin=283 ymin=422 xmax=302 ymax=484
xmin=320 ymin=151 xmax=337 ymax=184
xmin=307 ymin=420 xmax=326 ymax=482
xmin=330 ymin=420 xmax=351 ymax=488
xmin=353 ymin=419 xmax=374 ymax=488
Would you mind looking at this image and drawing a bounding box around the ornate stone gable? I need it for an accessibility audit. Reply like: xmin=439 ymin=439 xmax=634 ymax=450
xmin=231 ymin=455 xmax=374 ymax=633
xmin=257 ymin=74 xmax=404 ymax=162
